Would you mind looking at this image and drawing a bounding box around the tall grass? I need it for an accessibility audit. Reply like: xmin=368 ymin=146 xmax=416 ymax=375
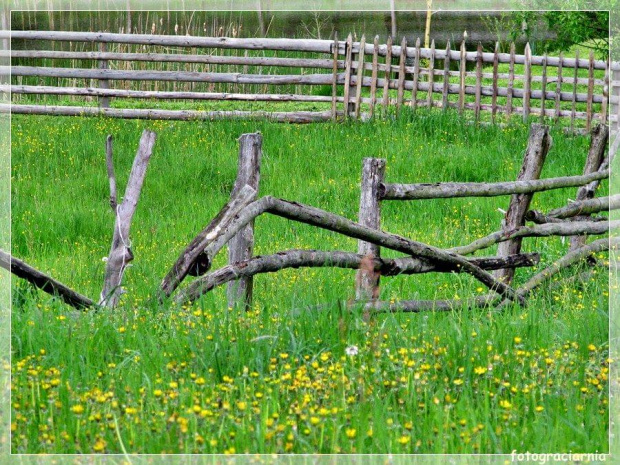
xmin=10 ymin=110 xmax=609 ymax=454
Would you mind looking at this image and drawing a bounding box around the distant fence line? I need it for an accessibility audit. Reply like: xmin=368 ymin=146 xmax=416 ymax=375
xmin=1 ymin=29 xmax=619 ymax=130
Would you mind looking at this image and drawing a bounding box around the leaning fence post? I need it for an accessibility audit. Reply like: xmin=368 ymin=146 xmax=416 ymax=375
xmin=356 ymin=158 xmax=386 ymax=301
xmin=569 ymin=123 xmax=609 ymax=252
xmin=495 ymin=124 xmax=552 ymax=285
xmin=227 ymin=132 xmax=262 ymax=310
xmin=98 ymin=41 xmax=111 ymax=108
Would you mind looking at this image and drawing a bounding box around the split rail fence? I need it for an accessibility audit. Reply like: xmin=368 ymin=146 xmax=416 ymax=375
xmin=1 ymin=30 xmax=619 ymax=130
xmin=3 ymin=124 xmax=616 ymax=313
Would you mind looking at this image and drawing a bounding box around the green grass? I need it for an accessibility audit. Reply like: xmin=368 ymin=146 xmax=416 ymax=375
xmin=10 ymin=110 xmax=609 ymax=454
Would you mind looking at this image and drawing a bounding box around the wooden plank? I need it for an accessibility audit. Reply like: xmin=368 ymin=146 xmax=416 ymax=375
xmin=411 ymin=37 xmax=422 ymax=111
xmin=427 ymin=39 xmax=436 ymax=109
xmin=571 ymin=49 xmax=580 ymax=132
xmin=331 ymin=33 xmax=339 ymax=121
xmin=442 ymin=41 xmax=451 ymax=111
xmin=355 ymin=35 xmax=367 ymax=119
xmin=491 ymin=42 xmax=499 ymax=122
xmin=227 ymin=133 xmax=262 ymax=310
xmin=369 ymin=35 xmax=379 ymax=118
xmin=586 ymin=50 xmax=595 ymax=131
xmin=506 ymin=42 xmax=515 ymax=118
xmin=458 ymin=39 xmax=466 ymax=114
xmin=396 ymin=36 xmax=407 ymax=111
xmin=523 ymin=43 xmax=532 ymax=122
xmin=540 ymin=53 xmax=547 ymax=121
xmin=382 ymin=36 xmax=393 ymax=112
xmin=474 ymin=42 xmax=482 ymax=120
xmin=356 ymin=158 xmax=386 ymax=301
xmin=554 ymin=52 xmax=564 ymax=124
xmin=343 ymin=34 xmax=353 ymax=119
xmin=495 ymin=124 xmax=552 ymax=284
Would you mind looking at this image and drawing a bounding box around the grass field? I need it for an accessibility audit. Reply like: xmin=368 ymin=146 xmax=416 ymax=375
xmin=10 ymin=110 xmax=610 ymax=454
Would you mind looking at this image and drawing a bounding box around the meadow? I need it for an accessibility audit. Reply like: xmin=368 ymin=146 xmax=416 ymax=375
xmin=10 ymin=110 xmax=610 ymax=454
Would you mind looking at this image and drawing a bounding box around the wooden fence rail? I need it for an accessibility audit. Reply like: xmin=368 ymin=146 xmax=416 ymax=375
xmin=3 ymin=30 xmax=620 ymax=129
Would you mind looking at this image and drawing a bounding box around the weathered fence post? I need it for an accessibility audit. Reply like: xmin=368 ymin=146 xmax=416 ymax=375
xmin=570 ymin=49 xmax=580 ymax=133
xmin=427 ymin=39 xmax=436 ymax=109
xmin=495 ymin=124 xmax=552 ymax=284
xmin=411 ymin=37 xmax=421 ymax=111
xmin=343 ymin=33 xmax=353 ymax=119
xmin=227 ymin=132 xmax=262 ymax=310
xmin=569 ymin=123 xmax=609 ymax=252
xmin=331 ymin=32 xmax=339 ymax=121
xmin=474 ymin=42 xmax=482 ymax=120
xmin=356 ymin=158 xmax=385 ymax=301
xmin=98 ymin=41 xmax=111 ymax=108
xmin=586 ymin=51 xmax=595 ymax=131
xmin=354 ymin=35 xmax=366 ymax=119
xmin=396 ymin=36 xmax=407 ymax=112
xmin=382 ymin=36 xmax=393 ymax=113
xmin=522 ymin=43 xmax=531 ymax=123
xmin=506 ymin=42 xmax=515 ymax=118
xmin=458 ymin=39 xmax=466 ymax=114
xmin=369 ymin=36 xmax=379 ymax=118
xmin=554 ymin=52 xmax=564 ymax=124
xmin=540 ymin=53 xmax=547 ymax=122
xmin=491 ymin=42 xmax=499 ymax=122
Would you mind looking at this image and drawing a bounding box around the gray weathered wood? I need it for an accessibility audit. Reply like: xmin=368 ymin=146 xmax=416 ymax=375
xmin=569 ymin=123 xmax=609 ymax=251
xmin=177 ymin=250 xmax=538 ymax=304
xmin=452 ymin=220 xmax=616 ymax=256
xmin=458 ymin=39 xmax=466 ymax=114
xmin=494 ymin=124 xmax=552 ymax=284
xmin=411 ymin=37 xmax=422 ymax=111
xmin=506 ymin=42 xmax=515 ymax=117
xmin=586 ymin=51 xmax=595 ymax=131
xmin=356 ymin=158 xmax=385 ymax=301
xmin=100 ymin=129 xmax=156 ymax=307
xmin=396 ymin=36 xmax=407 ymax=111
xmin=544 ymin=194 xmax=620 ymax=219
xmin=331 ymin=33 xmax=339 ymax=121
xmin=523 ymin=43 xmax=532 ymax=122
xmin=554 ymin=52 xmax=564 ymax=124
xmin=540 ymin=53 xmax=547 ymax=121
xmin=160 ymin=184 xmax=257 ymax=299
xmin=491 ymin=42 xmax=498 ymax=121
xmin=355 ymin=35 xmax=367 ymax=119
xmin=380 ymin=169 xmax=608 ymax=200
xmin=571 ymin=49 xmax=580 ymax=132
xmin=5 ymin=49 xmax=340 ymax=69
xmin=173 ymin=195 xmax=523 ymax=303
xmin=442 ymin=41 xmax=451 ymax=111
xmin=3 ymin=104 xmax=336 ymax=123
xmin=369 ymin=36 xmax=379 ymax=118
xmin=427 ymin=39 xmax=436 ymax=109
xmin=382 ymin=36 xmax=393 ymax=112
xmin=601 ymin=59 xmax=609 ymax=124
xmin=343 ymin=34 xmax=353 ymax=118
xmin=474 ymin=42 xmax=483 ymax=119
xmin=0 ymin=249 xmax=94 ymax=310
xmin=5 ymin=85 xmax=340 ymax=103
xmin=227 ymin=133 xmax=262 ymax=310
xmin=7 ymin=65 xmax=336 ymax=86
xmin=98 ymin=42 xmax=110 ymax=108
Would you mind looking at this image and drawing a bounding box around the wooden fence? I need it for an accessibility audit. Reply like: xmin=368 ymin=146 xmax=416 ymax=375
xmin=2 ymin=125 xmax=617 ymax=312
xmin=1 ymin=29 xmax=619 ymax=130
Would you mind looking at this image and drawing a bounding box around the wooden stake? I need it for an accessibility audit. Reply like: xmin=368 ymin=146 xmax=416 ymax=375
xmin=427 ymin=39 xmax=435 ymax=109
xmin=227 ymin=132 xmax=262 ymax=310
xmin=554 ymin=52 xmax=564 ymax=124
xmin=354 ymin=35 xmax=366 ymax=119
xmin=523 ymin=42 xmax=531 ymax=123
xmin=474 ymin=42 xmax=482 ymax=120
xmin=356 ymin=158 xmax=385 ymax=301
xmin=396 ymin=36 xmax=407 ymax=111
xmin=571 ymin=49 xmax=580 ymax=132
xmin=98 ymin=41 xmax=111 ymax=108
xmin=586 ymin=50 xmax=594 ymax=131
xmin=540 ymin=53 xmax=547 ymax=122
xmin=442 ymin=41 xmax=451 ymax=111
xmin=331 ymin=32 xmax=338 ymax=121
xmin=411 ymin=37 xmax=421 ymax=111
xmin=494 ymin=124 xmax=552 ymax=284
xmin=343 ymin=33 xmax=353 ymax=119
xmin=458 ymin=39 xmax=466 ymax=114
xmin=382 ymin=36 xmax=393 ymax=113
xmin=491 ymin=41 xmax=498 ymax=122
xmin=369 ymin=35 xmax=379 ymax=118
xmin=506 ymin=42 xmax=515 ymax=118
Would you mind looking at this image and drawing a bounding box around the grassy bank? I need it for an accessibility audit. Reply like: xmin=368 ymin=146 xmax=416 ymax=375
xmin=10 ymin=110 xmax=609 ymax=454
